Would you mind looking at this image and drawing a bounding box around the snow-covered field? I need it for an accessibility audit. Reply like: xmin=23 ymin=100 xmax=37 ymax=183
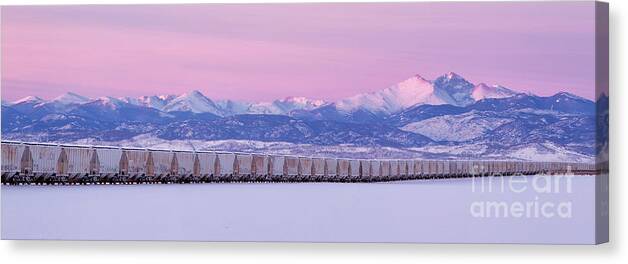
xmin=1 ymin=175 xmax=598 ymax=243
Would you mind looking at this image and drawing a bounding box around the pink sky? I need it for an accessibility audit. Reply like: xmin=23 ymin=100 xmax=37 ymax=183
xmin=1 ymin=2 xmax=597 ymax=102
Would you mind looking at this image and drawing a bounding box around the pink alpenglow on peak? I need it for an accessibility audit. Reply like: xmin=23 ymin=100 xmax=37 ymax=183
xmin=412 ymin=74 xmax=431 ymax=83
xmin=471 ymin=83 xmax=519 ymax=101
xmin=11 ymin=96 xmax=44 ymax=105
xmin=336 ymin=72 xmax=520 ymax=114
xmin=51 ymin=92 xmax=90 ymax=105
xmin=229 ymin=96 xmax=328 ymax=116
xmin=337 ymin=74 xmax=445 ymax=114
xmin=279 ymin=96 xmax=327 ymax=109
xmin=121 ymin=95 xmax=175 ymax=111
xmin=445 ymin=72 xmax=463 ymax=80
xmin=92 ymin=96 xmax=127 ymax=109
xmin=162 ymin=90 xmax=222 ymax=115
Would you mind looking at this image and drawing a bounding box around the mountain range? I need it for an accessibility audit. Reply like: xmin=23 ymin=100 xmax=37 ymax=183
xmin=1 ymin=72 xmax=606 ymax=162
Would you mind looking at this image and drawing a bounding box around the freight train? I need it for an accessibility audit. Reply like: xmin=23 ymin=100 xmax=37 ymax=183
xmin=1 ymin=141 xmax=598 ymax=185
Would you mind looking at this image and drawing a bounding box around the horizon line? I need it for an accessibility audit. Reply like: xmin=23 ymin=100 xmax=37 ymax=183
xmin=1 ymin=71 xmax=595 ymax=103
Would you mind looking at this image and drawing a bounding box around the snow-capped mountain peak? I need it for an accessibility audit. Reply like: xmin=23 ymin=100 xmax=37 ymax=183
xmin=215 ymin=99 xmax=252 ymax=116
xmin=552 ymin=91 xmax=588 ymax=101
xmin=432 ymin=72 xmax=476 ymax=106
xmin=276 ymin=96 xmax=327 ymax=110
xmin=51 ymin=92 xmax=91 ymax=105
xmin=163 ymin=90 xmax=222 ymax=115
xmin=185 ymin=90 xmax=205 ymax=98
xmin=242 ymin=96 xmax=328 ymax=115
xmin=412 ymin=74 xmax=430 ymax=82
xmin=334 ymin=72 xmax=523 ymax=113
xmin=336 ymin=74 xmax=444 ymax=115
xmin=122 ymin=95 xmax=175 ymax=110
xmin=445 ymin=71 xmax=463 ymax=80
xmin=12 ymin=96 xmax=44 ymax=105
xmin=92 ymin=96 xmax=127 ymax=109
xmin=471 ymin=83 xmax=519 ymax=101
xmin=157 ymin=94 xmax=176 ymax=101
xmin=282 ymin=96 xmax=322 ymax=106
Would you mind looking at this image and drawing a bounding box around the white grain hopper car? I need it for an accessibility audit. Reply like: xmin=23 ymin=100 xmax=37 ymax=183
xmin=360 ymin=160 xmax=371 ymax=181
xmin=283 ymin=156 xmax=299 ymax=182
xmin=369 ymin=160 xmax=381 ymax=181
xmin=311 ymin=158 xmax=326 ymax=181
xmin=174 ymin=151 xmax=198 ymax=182
xmin=337 ymin=159 xmax=350 ymax=181
xmin=268 ymin=155 xmax=285 ymax=181
xmin=324 ymin=158 xmax=338 ymax=181
xmin=216 ymin=153 xmax=236 ymax=182
xmin=234 ymin=154 xmax=253 ymax=181
xmin=252 ymin=154 xmax=270 ymax=181
xmin=298 ymin=157 xmax=313 ymax=181
xmin=1 ymin=142 xmax=28 ymax=182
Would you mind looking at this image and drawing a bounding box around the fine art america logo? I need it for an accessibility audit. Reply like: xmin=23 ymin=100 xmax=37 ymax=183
xmin=470 ymin=168 xmax=575 ymax=219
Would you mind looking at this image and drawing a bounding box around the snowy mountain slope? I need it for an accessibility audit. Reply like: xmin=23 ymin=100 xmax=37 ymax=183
xmin=1 ymin=105 xmax=32 ymax=133
xmin=32 ymin=92 xmax=91 ymax=113
xmin=270 ymin=97 xmax=327 ymax=113
xmin=502 ymin=142 xmax=594 ymax=163
xmin=10 ymin=95 xmax=44 ymax=105
xmin=394 ymin=105 xmax=595 ymax=153
xmin=289 ymin=103 xmax=384 ymax=124
xmin=471 ymin=83 xmax=519 ymax=100
xmin=221 ymin=97 xmax=329 ymax=116
xmin=162 ymin=90 xmax=222 ymax=115
xmin=155 ymin=114 xmax=432 ymax=147
xmin=400 ymin=110 xmax=513 ymax=141
xmin=67 ymin=96 xmax=170 ymax=123
xmin=51 ymin=92 xmax=90 ymax=105
xmin=9 ymin=96 xmax=45 ymax=113
xmin=469 ymin=92 xmax=595 ymax=115
xmin=245 ymin=102 xmax=282 ymax=115
xmin=336 ymin=75 xmax=445 ymax=115
xmin=385 ymin=104 xmax=469 ymax=127
xmin=215 ymin=99 xmax=252 ymax=115
xmin=334 ymin=72 xmax=521 ymax=115
xmin=432 ymin=72 xmax=476 ymax=106
xmin=7 ymin=96 xmax=57 ymax=118
xmin=88 ymin=96 xmax=128 ymax=109
xmin=122 ymin=95 xmax=175 ymax=111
